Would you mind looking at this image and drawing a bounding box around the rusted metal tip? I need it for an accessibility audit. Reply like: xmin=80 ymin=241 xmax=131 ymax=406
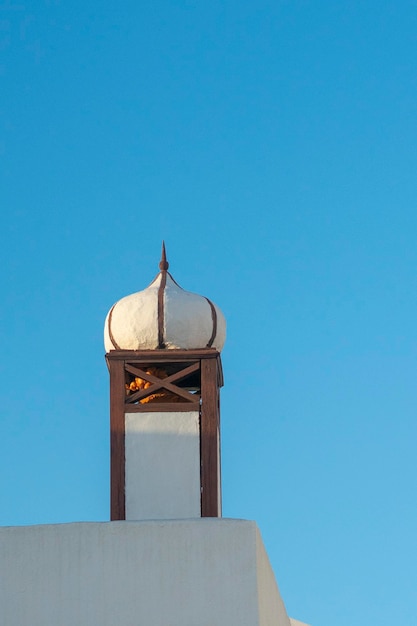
xmin=159 ymin=241 xmax=169 ymax=271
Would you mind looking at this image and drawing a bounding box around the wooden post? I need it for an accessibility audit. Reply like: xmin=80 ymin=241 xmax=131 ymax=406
xmin=200 ymin=357 xmax=221 ymax=517
xmin=109 ymin=358 xmax=126 ymax=520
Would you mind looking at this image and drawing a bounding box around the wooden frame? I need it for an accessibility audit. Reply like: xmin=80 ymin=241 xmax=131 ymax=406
xmin=106 ymin=349 xmax=223 ymax=521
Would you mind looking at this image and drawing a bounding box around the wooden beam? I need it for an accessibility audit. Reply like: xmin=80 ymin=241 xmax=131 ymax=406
xmin=107 ymin=348 xmax=221 ymax=363
xmin=125 ymin=402 xmax=200 ymax=413
xmin=125 ymin=362 xmax=200 ymax=385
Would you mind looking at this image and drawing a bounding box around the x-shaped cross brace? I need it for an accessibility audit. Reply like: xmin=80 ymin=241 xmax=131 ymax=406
xmin=124 ymin=362 xmax=200 ymax=405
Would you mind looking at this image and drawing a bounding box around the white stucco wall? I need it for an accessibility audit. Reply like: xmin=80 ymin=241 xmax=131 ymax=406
xmin=256 ymin=528 xmax=292 ymax=626
xmin=125 ymin=411 xmax=201 ymax=520
xmin=0 ymin=519 xmax=292 ymax=626
xmin=289 ymin=619 xmax=311 ymax=626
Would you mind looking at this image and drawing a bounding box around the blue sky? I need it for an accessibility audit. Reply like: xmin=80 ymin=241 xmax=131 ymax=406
xmin=1 ymin=2 xmax=417 ymax=625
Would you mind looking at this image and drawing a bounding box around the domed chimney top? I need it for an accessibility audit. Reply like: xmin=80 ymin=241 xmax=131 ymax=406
xmin=104 ymin=243 xmax=226 ymax=353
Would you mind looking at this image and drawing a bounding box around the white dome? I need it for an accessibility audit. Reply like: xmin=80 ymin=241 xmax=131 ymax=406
xmin=104 ymin=247 xmax=226 ymax=353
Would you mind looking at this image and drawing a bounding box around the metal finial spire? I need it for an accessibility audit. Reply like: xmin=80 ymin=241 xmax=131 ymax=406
xmin=159 ymin=241 xmax=169 ymax=271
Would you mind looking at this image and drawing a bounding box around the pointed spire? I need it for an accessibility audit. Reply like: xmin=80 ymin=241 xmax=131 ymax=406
xmin=159 ymin=241 xmax=169 ymax=271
